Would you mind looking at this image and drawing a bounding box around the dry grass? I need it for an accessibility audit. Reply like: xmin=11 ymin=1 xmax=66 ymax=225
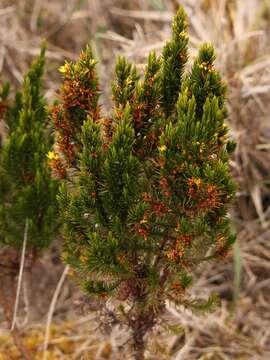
xmin=1 ymin=0 xmax=270 ymax=359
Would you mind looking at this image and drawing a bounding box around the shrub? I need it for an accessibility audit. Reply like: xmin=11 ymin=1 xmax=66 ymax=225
xmin=54 ymin=6 xmax=236 ymax=358
xmin=0 ymin=45 xmax=58 ymax=253
xmin=0 ymin=45 xmax=58 ymax=360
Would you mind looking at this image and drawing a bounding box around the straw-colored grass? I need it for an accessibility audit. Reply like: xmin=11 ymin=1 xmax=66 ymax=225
xmin=1 ymin=0 xmax=270 ymax=359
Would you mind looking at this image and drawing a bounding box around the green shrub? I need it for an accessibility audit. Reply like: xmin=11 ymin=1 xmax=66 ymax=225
xmin=0 ymin=45 xmax=58 ymax=256
xmin=54 ymin=7 xmax=236 ymax=358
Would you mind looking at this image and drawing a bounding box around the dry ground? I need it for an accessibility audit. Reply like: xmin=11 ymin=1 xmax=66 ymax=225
xmin=0 ymin=0 xmax=270 ymax=359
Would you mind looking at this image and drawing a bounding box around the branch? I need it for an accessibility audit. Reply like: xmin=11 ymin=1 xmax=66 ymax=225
xmin=42 ymin=265 xmax=70 ymax=360
xmin=11 ymin=218 xmax=28 ymax=331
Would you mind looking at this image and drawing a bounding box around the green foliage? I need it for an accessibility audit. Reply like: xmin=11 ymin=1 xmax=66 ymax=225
xmin=0 ymin=81 xmax=9 ymax=147
xmin=0 ymin=81 xmax=9 ymax=106
xmin=55 ymin=5 xmax=236 ymax=350
xmin=5 ymin=91 xmax=23 ymax=133
xmin=112 ymin=56 xmax=139 ymax=108
xmin=161 ymin=6 xmax=188 ymax=117
xmin=0 ymin=45 xmax=58 ymax=251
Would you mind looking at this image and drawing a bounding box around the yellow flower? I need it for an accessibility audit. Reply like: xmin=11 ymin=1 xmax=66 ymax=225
xmin=194 ymin=178 xmax=202 ymax=186
xmin=179 ymin=30 xmax=188 ymax=38
xmin=47 ymin=151 xmax=59 ymax=160
xmin=140 ymin=218 xmax=148 ymax=225
xmin=159 ymin=145 xmax=167 ymax=153
xmin=79 ymin=254 xmax=88 ymax=263
xmin=58 ymin=63 xmax=69 ymax=74
xmin=124 ymin=76 xmax=134 ymax=88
